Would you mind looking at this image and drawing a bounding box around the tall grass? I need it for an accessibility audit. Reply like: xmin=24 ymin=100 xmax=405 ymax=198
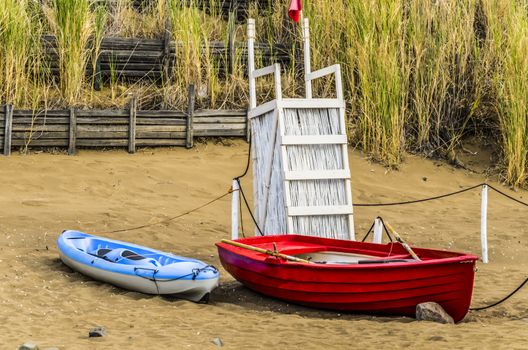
xmin=3 ymin=0 xmax=528 ymax=185
xmin=481 ymin=1 xmax=528 ymax=186
xmin=0 ymin=0 xmax=43 ymax=107
xmin=405 ymin=0 xmax=478 ymax=154
xmin=45 ymin=0 xmax=94 ymax=105
xmin=345 ymin=0 xmax=409 ymax=166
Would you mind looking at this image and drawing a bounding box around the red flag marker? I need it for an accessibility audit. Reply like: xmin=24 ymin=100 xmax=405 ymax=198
xmin=288 ymin=0 xmax=302 ymax=23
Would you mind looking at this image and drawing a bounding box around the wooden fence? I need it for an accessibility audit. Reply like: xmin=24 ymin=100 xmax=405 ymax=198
xmin=0 ymin=86 xmax=248 ymax=156
xmin=42 ymin=35 xmax=290 ymax=89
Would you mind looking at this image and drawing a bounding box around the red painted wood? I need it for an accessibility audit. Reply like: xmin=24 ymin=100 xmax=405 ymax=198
xmin=216 ymin=234 xmax=477 ymax=322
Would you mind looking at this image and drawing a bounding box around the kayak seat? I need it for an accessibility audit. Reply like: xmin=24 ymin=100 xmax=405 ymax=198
xmin=95 ymin=248 xmax=159 ymax=267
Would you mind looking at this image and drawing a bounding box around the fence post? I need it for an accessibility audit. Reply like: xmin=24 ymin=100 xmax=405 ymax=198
xmin=68 ymin=107 xmax=77 ymax=155
xmin=162 ymin=16 xmax=172 ymax=83
xmin=128 ymin=96 xmax=137 ymax=154
xmin=94 ymin=57 xmax=103 ymax=91
xmin=481 ymin=184 xmax=489 ymax=263
xmin=373 ymin=217 xmax=382 ymax=244
xmin=231 ymin=179 xmax=240 ymax=240
xmin=186 ymin=84 xmax=195 ymax=149
xmin=227 ymin=10 xmax=236 ymax=75
xmin=3 ymin=104 xmax=13 ymax=156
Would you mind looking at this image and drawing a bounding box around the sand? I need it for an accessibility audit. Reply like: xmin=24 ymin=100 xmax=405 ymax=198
xmin=0 ymin=141 xmax=526 ymax=349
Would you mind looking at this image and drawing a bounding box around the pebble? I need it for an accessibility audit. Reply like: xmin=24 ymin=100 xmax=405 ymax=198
xmin=18 ymin=342 xmax=39 ymax=350
xmin=211 ymin=337 xmax=224 ymax=347
xmin=89 ymin=326 xmax=107 ymax=337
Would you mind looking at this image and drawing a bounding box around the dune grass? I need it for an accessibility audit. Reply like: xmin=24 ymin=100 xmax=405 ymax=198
xmin=1 ymin=0 xmax=528 ymax=185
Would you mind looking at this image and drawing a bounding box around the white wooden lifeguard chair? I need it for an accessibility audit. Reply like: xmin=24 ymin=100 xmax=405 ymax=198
xmin=232 ymin=18 xmax=355 ymax=241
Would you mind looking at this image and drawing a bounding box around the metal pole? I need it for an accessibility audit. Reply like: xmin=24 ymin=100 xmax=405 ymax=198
xmin=247 ymin=19 xmax=256 ymax=109
xmin=373 ymin=218 xmax=382 ymax=244
xmin=231 ymin=179 xmax=240 ymax=240
xmin=302 ymin=18 xmax=312 ymax=99
xmin=481 ymin=184 xmax=489 ymax=263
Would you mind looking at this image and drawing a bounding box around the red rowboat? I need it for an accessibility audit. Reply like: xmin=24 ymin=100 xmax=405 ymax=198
xmin=216 ymin=234 xmax=478 ymax=322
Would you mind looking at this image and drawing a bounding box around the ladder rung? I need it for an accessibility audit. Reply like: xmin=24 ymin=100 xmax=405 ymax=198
xmin=282 ymin=135 xmax=347 ymax=145
xmin=285 ymin=170 xmax=350 ymax=180
xmin=288 ymin=205 xmax=353 ymax=216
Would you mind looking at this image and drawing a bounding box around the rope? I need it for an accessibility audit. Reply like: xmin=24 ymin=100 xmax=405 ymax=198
xmin=353 ymin=183 xmax=486 ymax=207
xmin=97 ymin=189 xmax=233 ymax=234
xmin=471 ymin=277 xmax=528 ymax=311
xmin=488 ymin=184 xmax=528 ymax=207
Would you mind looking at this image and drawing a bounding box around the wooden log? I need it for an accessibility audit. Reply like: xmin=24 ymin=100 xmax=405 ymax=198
xmin=194 ymin=129 xmax=246 ymax=137
xmin=76 ymin=117 xmax=129 ymax=125
xmin=76 ymin=125 xmax=186 ymax=132
xmin=193 ymin=123 xmax=246 ymax=131
xmin=13 ymin=110 xmax=69 ymax=117
xmin=3 ymin=105 xmax=13 ymax=156
xmin=136 ymin=110 xmax=186 ymax=118
xmin=186 ymin=85 xmax=195 ymax=149
xmin=136 ymin=139 xmax=187 ymax=147
xmin=68 ymin=108 xmax=77 ymax=155
xmin=194 ymin=109 xmax=246 ymax=117
xmin=11 ymin=131 xmax=69 ymax=139
xmin=12 ymin=125 xmax=68 ymax=132
xmin=11 ymin=139 xmax=69 ymax=147
xmin=136 ymin=131 xmax=186 ymax=139
xmin=193 ymin=117 xmax=247 ymax=124
xmin=77 ymin=139 xmax=129 ymax=147
xmin=76 ymin=110 xmax=129 ymax=117
xmin=129 ymin=96 xmax=137 ymax=153
xmin=76 ymin=130 xmax=187 ymax=139
xmin=10 ymin=117 xmax=70 ymax=124
xmin=136 ymin=118 xmax=186 ymax=125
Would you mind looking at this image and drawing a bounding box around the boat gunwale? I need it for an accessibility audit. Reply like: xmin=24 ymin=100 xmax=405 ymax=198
xmin=216 ymin=234 xmax=479 ymax=270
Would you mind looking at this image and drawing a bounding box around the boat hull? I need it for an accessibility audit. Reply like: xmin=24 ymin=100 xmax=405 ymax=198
xmin=216 ymin=235 xmax=477 ymax=322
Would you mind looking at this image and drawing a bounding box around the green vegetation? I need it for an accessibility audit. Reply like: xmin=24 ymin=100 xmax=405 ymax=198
xmin=1 ymin=0 xmax=528 ymax=186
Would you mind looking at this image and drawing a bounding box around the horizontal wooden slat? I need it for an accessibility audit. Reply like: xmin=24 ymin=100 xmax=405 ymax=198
xmin=76 ymin=117 xmax=129 ymax=125
xmin=288 ymin=206 xmax=353 ymax=216
xmin=76 ymin=110 xmax=129 ymax=117
xmin=194 ymin=117 xmax=246 ymax=124
xmin=194 ymin=109 xmax=246 ymax=117
xmin=77 ymin=139 xmax=128 ymax=147
xmin=10 ymin=117 xmax=69 ymax=124
xmin=284 ymin=170 xmax=350 ymax=181
xmin=136 ymin=110 xmax=187 ymax=118
xmin=282 ymin=135 xmax=347 ymax=145
xmin=11 ymin=139 xmax=69 ymax=147
xmin=136 ymin=139 xmax=187 ymax=146
xmin=12 ymin=125 xmax=68 ymax=132
xmin=193 ymin=123 xmax=246 ymax=131
xmin=194 ymin=129 xmax=246 ymax=137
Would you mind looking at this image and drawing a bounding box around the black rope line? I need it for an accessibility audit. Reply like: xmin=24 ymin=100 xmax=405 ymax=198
xmin=471 ymin=277 xmax=528 ymax=311
xmin=354 ymin=183 xmax=486 ymax=207
xmin=236 ymin=178 xmax=264 ymax=236
xmin=488 ymin=184 xmax=528 ymax=207
xmin=97 ymin=190 xmax=233 ymax=234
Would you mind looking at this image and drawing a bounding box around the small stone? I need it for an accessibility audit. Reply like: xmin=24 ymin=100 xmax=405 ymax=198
xmin=211 ymin=337 xmax=224 ymax=347
xmin=89 ymin=326 xmax=107 ymax=337
xmin=19 ymin=342 xmax=39 ymax=350
xmin=416 ymin=302 xmax=454 ymax=324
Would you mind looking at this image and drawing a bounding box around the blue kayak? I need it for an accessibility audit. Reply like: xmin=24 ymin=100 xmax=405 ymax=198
xmin=57 ymin=230 xmax=219 ymax=302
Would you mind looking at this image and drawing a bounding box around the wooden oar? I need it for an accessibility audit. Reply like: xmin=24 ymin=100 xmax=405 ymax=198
xmin=384 ymin=223 xmax=422 ymax=261
xmin=221 ymin=239 xmax=314 ymax=264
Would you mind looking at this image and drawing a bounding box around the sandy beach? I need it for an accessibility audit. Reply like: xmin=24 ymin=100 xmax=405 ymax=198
xmin=0 ymin=141 xmax=526 ymax=349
